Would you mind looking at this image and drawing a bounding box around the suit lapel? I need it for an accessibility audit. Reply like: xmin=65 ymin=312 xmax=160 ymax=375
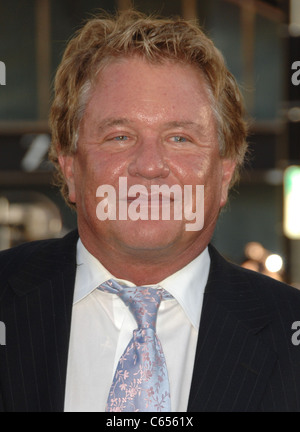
xmin=1 ymin=230 xmax=78 ymax=412
xmin=187 ymin=245 xmax=278 ymax=412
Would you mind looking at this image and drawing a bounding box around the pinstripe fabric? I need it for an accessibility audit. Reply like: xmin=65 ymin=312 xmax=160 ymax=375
xmin=1 ymin=230 xmax=300 ymax=412
xmin=0 ymin=230 xmax=77 ymax=412
xmin=187 ymin=247 xmax=300 ymax=412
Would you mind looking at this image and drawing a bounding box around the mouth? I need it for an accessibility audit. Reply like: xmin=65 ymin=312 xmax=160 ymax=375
xmin=125 ymin=193 xmax=175 ymax=205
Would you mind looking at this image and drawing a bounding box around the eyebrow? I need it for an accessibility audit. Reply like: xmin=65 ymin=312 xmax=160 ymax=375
xmin=97 ymin=118 xmax=203 ymax=131
xmin=163 ymin=121 xmax=203 ymax=130
xmin=97 ymin=118 xmax=131 ymax=130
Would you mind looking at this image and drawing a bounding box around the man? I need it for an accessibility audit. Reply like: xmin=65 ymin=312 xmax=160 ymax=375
xmin=1 ymin=10 xmax=300 ymax=412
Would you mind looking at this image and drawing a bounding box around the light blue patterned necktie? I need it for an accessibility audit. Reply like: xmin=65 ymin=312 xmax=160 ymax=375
xmin=98 ymin=279 xmax=172 ymax=412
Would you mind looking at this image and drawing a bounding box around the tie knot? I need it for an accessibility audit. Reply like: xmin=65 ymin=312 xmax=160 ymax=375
xmin=98 ymin=280 xmax=166 ymax=330
xmin=123 ymin=286 xmax=162 ymax=330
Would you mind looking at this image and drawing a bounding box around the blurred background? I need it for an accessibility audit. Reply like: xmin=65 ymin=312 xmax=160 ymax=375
xmin=0 ymin=0 xmax=299 ymax=286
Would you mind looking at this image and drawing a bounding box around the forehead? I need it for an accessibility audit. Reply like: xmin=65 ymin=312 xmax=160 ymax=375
xmin=84 ymin=56 xmax=214 ymax=126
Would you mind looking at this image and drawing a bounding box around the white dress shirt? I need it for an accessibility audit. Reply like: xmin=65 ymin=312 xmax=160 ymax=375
xmin=64 ymin=239 xmax=210 ymax=412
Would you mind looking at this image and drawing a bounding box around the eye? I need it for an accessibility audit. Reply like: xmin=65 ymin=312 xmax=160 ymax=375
xmin=113 ymin=135 xmax=129 ymax=141
xmin=171 ymin=136 xmax=187 ymax=143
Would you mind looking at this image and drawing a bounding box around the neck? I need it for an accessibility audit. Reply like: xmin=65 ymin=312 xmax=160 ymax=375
xmin=79 ymin=229 xmax=212 ymax=286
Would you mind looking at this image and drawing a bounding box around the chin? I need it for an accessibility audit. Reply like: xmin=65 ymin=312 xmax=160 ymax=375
xmin=114 ymin=219 xmax=185 ymax=251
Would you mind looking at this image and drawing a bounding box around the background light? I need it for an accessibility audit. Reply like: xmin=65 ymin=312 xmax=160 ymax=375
xmin=265 ymin=254 xmax=283 ymax=273
xmin=284 ymin=166 xmax=300 ymax=239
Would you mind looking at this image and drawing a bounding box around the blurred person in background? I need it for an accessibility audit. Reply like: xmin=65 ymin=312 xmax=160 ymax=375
xmin=241 ymin=242 xmax=285 ymax=282
xmin=1 ymin=10 xmax=300 ymax=412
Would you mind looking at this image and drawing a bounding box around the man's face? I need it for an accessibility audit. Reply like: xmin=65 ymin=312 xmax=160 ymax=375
xmin=59 ymin=57 xmax=235 ymax=262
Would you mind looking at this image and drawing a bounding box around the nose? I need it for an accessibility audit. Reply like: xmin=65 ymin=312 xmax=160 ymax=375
xmin=128 ymin=136 xmax=170 ymax=180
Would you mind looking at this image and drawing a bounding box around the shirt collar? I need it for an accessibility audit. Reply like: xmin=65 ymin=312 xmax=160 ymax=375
xmin=74 ymin=238 xmax=210 ymax=330
xmin=158 ymin=248 xmax=210 ymax=329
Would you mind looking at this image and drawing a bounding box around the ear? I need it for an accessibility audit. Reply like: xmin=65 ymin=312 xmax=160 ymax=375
xmin=58 ymin=153 xmax=77 ymax=204
xmin=220 ymin=159 xmax=237 ymax=208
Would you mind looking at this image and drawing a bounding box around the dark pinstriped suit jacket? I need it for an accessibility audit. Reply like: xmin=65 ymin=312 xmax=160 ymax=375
xmin=1 ymin=229 xmax=300 ymax=412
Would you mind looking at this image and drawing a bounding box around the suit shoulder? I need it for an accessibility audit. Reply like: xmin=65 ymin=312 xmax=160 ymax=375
xmin=0 ymin=230 xmax=78 ymax=283
xmin=209 ymin=244 xmax=300 ymax=308
xmin=228 ymin=257 xmax=300 ymax=307
xmin=0 ymin=238 xmax=60 ymax=277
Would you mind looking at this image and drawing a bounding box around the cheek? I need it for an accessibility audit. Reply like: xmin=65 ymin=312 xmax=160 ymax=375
xmin=170 ymin=154 xmax=223 ymax=219
xmin=73 ymin=151 xmax=128 ymax=206
xmin=184 ymin=153 xmax=222 ymax=187
xmin=193 ymin=157 xmax=224 ymax=211
xmin=169 ymin=152 xmax=212 ymax=182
